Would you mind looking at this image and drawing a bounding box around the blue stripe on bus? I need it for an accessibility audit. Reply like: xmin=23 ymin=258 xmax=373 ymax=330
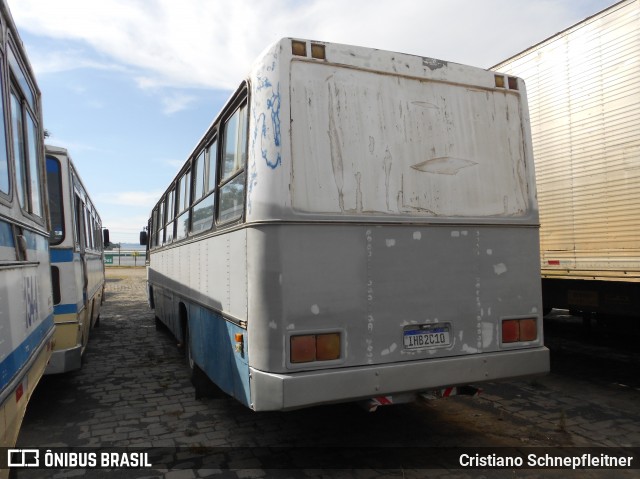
xmin=50 ymin=249 xmax=74 ymax=263
xmin=54 ymin=303 xmax=78 ymax=315
xmin=0 ymin=314 xmax=55 ymax=391
xmin=0 ymin=220 xmax=15 ymax=248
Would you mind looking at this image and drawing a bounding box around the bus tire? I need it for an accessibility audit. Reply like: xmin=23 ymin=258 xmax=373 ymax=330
xmin=191 ymin=363 xmax=215 ymax=400
xmin=154 ymin=316 xmax=163 ymax=331
xmin=185 ymin=325 xmax=195 ymax=371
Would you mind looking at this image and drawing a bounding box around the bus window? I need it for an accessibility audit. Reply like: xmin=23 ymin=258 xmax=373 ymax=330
xmin=176 ymin=212 xmax=188 ymax=240
xmin=86 ymin=208 xmax=92 ymax=249
xmin=164 ymin=190 xmax=175 ymax=244
xmin=10 ymin=92 xmax=26 ymax=208
xmin=156 ymin=202 xmax=164 ymax=247
xmin=9 ymin=93 xmax=43 ymax=217
xmin=191 ymin=140 xmax=217 ymax=234
xmin=206 ymin=139 xmax=218 ymax=192
xmin=151 ymin=207 xmax=159 ymax=247
xmin=167 ymin=189 xmax=175 ymax=223
xmin=9 ymin=43 xmax=43 ymax=218
xmin=95 ymin=219 xmax=103 ymax=249
xmin=193 ymin=151 xmax=205 ymax=201
xmin=8 ymin=46 xmax=35 ymax=109
xmin=219 ymin=173 xmax=245 ymax=223
xmin=221 ymin=104 xmax=246 ymax=180
xmin=26 ymin=113 xmax=42 ymax=217
xmin=46 ymin=156 xmax=64 ymax=244
xmin=74 ymin=194 xmax=84 ymax=250
xmin=218 ymin=104 xmax=247 ymax=223
xmin=181 ymin=170 xmax=191 ymax=212
xmin=0 ymin=61 xmax=9 ymax=195
xmin=176 ymin=169 xmax=190 ymax=240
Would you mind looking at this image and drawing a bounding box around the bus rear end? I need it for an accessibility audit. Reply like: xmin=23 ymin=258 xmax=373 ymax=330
xmin=246 ymin=39 xmax=549 ymax=411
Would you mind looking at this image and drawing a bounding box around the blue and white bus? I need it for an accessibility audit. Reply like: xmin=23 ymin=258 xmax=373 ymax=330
xmin=0 ymin=0 xmax=55 ymax=447
xmin=142 ymin=38 xmax=549 ymax=411
xmin=45 ymin=145 xmax=107 ymax=374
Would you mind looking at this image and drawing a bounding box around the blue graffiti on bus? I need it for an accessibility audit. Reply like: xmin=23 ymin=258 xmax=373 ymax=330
xmin=248 ymin=51 xmax=281 ymax=213
xmin=252 ymin=81 xmax=282 ymax=170
xmin=266 ymin=84 xmax=281 ymax=168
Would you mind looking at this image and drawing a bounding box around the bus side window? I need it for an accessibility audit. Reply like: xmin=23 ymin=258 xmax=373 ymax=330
xmin=191 ymin=139 xmax=216 ymax=234
xmin=193 ymin=150 xmax=205 ymax=201
xmin=8 ymin=44 xmax=43 ymax=219
xmin=10 ymin=93 xmax=43 ymax=217
xmin=156 ymin=201 xmax=164 ymax=247
xmin=176 ymin=169 xmax=190 ymax=240
xmin=25 ymin=113 xmax=42 ymax=217
xmin=164 ymin=189 xmax=175 ymax=244
xmin=0 ymin=58 xmax=10 ymax=196
xmin=74 ymin=194 xmax=85 ymax=250
xmin=218 ymin=103 xmax=247 ymax=224
xmin=10 ymin=92 xmax=26 ymax=208
xmin=84 ymin=208 xmax=93 ymax=250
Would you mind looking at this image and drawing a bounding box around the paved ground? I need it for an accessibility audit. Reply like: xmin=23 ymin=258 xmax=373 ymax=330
xmin=13 ymin=268 xmax=640 ymax=478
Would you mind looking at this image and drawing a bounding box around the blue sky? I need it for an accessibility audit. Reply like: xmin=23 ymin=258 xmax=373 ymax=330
xmin=7 ymin=0 xmax=616 ymax=243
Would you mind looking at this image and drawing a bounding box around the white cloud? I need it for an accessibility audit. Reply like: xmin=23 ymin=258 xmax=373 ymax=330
xmin=26 ymin=47 xmax=127 ymax=75
xmin=7 ymin=0 xmax=615 ymax=91
xmin=100 ymin=190 xmax=163 ymax=208
xmin=160 ymin=92 xmax=197 ymax=115
xmin=44 ymin=136 xmax=100 ymax=153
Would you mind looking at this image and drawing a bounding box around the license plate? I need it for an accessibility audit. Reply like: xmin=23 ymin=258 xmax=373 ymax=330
xmin=403 ymin=324 xmax=451 ymax=349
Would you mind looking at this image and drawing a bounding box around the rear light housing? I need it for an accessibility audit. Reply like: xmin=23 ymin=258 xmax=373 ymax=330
xmin=291 ymin=40 xmax=306 ymax=57
xmin=291 ymin=40 xmax=326 ymax=60
xmin=501 ymin=318 xmax=538 ymax=344
xmin=290 ymin=333 xmax=341 ymax=363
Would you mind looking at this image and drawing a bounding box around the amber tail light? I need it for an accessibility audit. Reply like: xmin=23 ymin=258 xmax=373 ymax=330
xmin=502 ymin=318 xmax=538 ymax=343
xmin=291 ymin=333 xmax=341 ymax=363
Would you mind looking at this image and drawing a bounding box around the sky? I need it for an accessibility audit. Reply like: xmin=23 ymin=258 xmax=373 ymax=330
xmin=6 ymin=0 xmax=617 ymax=244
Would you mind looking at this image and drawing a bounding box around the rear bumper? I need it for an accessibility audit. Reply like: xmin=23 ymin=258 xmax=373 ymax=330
xmin=45 ymin=345 xmax=82 ymax=375
xmin=250 ymin=346 xmax=549 ymax=411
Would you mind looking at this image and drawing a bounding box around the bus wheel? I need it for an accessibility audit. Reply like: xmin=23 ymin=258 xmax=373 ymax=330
xmin=185 ymin=326 xmax=195 ymax=371
xmin=154 ymin=316 xmax=163 ymax=330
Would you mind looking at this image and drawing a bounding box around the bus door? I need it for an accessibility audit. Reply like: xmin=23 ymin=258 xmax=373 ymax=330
xmin=74 ymin=193 xmax=88 ymax=305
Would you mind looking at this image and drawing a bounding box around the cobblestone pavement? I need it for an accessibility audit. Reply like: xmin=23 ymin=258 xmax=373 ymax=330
xmin=13 ymin=268 xmax=640 ymax=478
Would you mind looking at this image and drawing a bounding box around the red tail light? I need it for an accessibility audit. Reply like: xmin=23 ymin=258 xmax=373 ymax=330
xmin=502 ymin=320 xmax=520 ymax=343
xmin=290 ymin=333 xmax=341 ymax=363
xmin=502 ymin=318 xmax=538 ymax=344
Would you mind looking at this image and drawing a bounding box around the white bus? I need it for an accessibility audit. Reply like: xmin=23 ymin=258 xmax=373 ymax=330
xmin=0 ymin=0 xmax=55 ymax=447
xmin=142 ymin=38 xmax=549 ymax=411
xmin=45 ymin=145 xmax=107 ymax=374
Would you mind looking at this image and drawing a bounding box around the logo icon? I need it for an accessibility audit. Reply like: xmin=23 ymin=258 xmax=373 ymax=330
xmin=7 ymin=449 xmax=40 ymax=467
